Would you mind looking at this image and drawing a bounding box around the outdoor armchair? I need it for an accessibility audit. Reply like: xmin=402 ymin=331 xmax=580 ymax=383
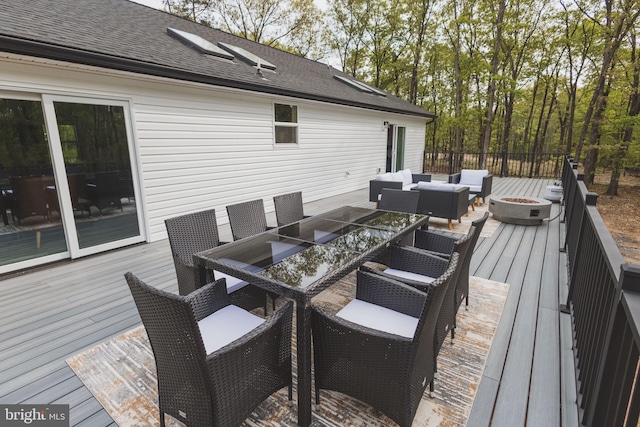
xmin=165 ymin=208 xmax=268 ymax=313
xmin=312 ymin=261 xmax=457 ymax=427
xmin=449 ymin=169 xmax=493 ymax=205
xmin=125 ymin=273 xmax=293 ymax=427
xmin=273 ymin=191 xmax=309 ymax=226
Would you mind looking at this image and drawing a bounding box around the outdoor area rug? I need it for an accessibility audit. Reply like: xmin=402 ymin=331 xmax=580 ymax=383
xmin=66 ymin=271 xmax=509 ymax=427
xmin=425 ymin=200 xmax=500 ymax=238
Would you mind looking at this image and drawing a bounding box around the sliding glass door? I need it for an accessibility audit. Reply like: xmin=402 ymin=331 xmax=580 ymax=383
xmin=0 ymin=93 xmax=143 ymax=271
xmin=51 ymin=100 xmax=140 ymax=251
xmin=386 ymin=125 xmax=406 ymax=172
xmin=0 ymin=97 xmax=67 ymax=266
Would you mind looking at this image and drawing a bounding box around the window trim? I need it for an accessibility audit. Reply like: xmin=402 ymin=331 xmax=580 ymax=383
xmin=273 ymin=102 xmax=299 ymax=145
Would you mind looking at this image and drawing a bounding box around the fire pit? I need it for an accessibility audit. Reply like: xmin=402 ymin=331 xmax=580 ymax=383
xmin=489 ymin=196 xmax=552 ymax=225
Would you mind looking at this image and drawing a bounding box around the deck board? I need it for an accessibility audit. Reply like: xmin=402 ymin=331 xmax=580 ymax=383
xmin=0 ymin=180 xmax=578 ymax=426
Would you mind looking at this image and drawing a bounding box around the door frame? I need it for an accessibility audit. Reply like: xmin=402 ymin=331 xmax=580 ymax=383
xmin=386 ymin=124 xmax=406 ymax=173
xmin=42 ymin=94 xmax=146 ymax=259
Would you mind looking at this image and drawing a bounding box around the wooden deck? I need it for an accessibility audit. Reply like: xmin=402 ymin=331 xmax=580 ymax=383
xmin=0 ymin=177 xmax=578 ymax=426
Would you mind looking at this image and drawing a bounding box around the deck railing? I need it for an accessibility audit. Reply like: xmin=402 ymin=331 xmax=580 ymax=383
xmin=424 ymin=151 xmax=565 ymax=178
xmin=561 ymin=156 xmax=640 ymax=426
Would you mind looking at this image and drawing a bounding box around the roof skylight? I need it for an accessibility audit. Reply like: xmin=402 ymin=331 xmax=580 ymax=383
xmin=217 ymin=42 xmax=276 ymax=71
xmin=167 ymin=28 xmax=234 ymax=60
xmin=333 ymin=75 xmax=387 ymax=97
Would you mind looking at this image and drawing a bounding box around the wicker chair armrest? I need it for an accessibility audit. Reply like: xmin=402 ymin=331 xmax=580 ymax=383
xmin=411 ymin=173 xmax=431 ymax=183
xmin=369 ymin=180 xmax=403 ymax=202
xmin=448 ymin=173 xmax=461 ymax=184
xmin=359 ymin=265 xmax=432 ymax=293
xmin=355 ymin=270 xmax=426 ymax=318
xmin=388 ymin=245 xmax=449 ymax=277
xmin=186 ymin=278 xmax=231 ymax=321
xmin=414 ymin=229 xmax=459 ymax=255
xmin=481 ymin=174 xmax=493 ymax=195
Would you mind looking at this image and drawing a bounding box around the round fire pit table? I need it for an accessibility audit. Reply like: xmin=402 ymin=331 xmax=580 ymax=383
xmin=489 ymin=196 xmax=552 ymax=225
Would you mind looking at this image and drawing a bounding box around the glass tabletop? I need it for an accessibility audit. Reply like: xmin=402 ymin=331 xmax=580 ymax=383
xmin=260 ymin=243 xmax=362 ymax=289
xmin=198 ymin=232 xmax=314 ymax=271
xmin=196 ymin=206 xmax=428 ymax=291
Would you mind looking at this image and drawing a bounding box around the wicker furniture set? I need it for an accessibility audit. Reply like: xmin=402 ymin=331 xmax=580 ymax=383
xmin=370 ymin=169 xmax=492 ymax=230
xmin=126 ymin=191 xmax=483 ymax=426
xmin=193 ymin=206 xmax=429 ymax=426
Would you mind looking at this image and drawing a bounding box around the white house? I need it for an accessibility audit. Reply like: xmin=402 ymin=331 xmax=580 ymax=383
xmin=0 ymin=0 xmax=435 ymax=273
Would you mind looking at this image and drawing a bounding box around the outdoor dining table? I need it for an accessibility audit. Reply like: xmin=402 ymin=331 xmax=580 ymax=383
xmin=193 ymin=205 xmax=429 ymax=426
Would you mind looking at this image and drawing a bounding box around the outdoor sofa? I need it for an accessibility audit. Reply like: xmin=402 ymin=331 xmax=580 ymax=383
xmin=369 ymin=169 xmax=432 ymax=203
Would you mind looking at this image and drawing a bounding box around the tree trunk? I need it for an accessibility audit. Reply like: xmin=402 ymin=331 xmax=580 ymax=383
xmin=537 ymin=69 xmax=559 ymax=175
xmin=452 ymin=0 xmax=463 ymax=155
xmin=607 ymin=32 xmax=640 ymax=195
xmin=409 ymin=0 xmax=431 ymax=105
xmin=530 ymin=73 xmax=550 ymax=177
xmin=480 ymin=0 xmax=506 ymax=169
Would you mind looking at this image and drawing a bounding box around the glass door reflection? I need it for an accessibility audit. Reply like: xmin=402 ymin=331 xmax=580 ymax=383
xmin=53 ymin=101 xmax=140 ymax=250
xmin=0 ymin=98 xmax=67 ymax=266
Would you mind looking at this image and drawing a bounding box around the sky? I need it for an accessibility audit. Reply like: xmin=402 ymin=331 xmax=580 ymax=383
xmin=130 ymin=0 xmax=327 ymax=11
xmin=130 ymin=0 xmax=164 ymax=9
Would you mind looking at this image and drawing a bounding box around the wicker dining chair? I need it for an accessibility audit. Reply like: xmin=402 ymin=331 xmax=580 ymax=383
xmin=226 ymin=199 xmax=271 ymax=241
xmin=273 ymin=191 xmax=309 ymax=226
xmin=225 ymin=199 xmax=279 ymax=310
xmin=312 ymin=256 xmax=458 ymax=427
xmin=125 ymin=273 xmax=293 ymax=427
xmin=414 ymin=211 xmax=489 ymax=311
xmin=165 ymin=209 xmax=268 ymax=313
xmin=362 ymin=230 xmax=472 ymax=383
xmin=378 ymin=188 xmax=419 ymax=213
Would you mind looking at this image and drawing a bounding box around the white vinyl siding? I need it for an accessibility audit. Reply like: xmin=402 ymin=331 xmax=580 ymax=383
xmin=0 ymin=54 xmax=427 ymax=245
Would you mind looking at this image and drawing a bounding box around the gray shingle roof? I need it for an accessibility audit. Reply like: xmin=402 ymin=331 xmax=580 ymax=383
xmin=0 ymin=0 xmax=434 ymax=118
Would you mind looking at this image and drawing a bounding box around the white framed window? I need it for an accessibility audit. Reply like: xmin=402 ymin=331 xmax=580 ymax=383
xmin=274 ymin=103 xmax=298 ymax=144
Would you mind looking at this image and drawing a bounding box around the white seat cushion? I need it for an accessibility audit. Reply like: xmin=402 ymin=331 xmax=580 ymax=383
xmin=213 ymin=258 xmax=264 ymax=294
xmin=198 ymin=305 xmax=265 ymax=354
xmin=466 ymin=184 xmax=483 ymax=193
xmin=416 ymin=181 xmax=455 ymax=192
xmin=459 ymin=169 xmax=488 ymax=186
xmin=213 ymin=270 xmax=249 ymax=293
xmin=383 ymin=268 xmax=436 ymax=285
xmin=398 ymin=169 xmax=413 ymax=186
xmin=337 ymin=299 xmax=419 ymax=338
xmin=403 ymin=183 xmax=417 ymax=191
xmin=376 ymin=172 xmax=396 ymax=182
